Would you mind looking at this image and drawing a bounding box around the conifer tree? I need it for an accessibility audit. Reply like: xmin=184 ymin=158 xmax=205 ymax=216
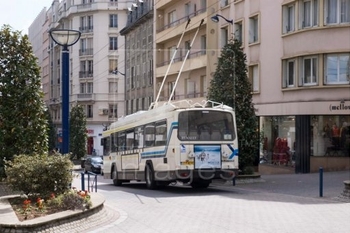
xmin=0 ymin=25 xmax=48 ymax=176
xmin=69 ymin=104 xmax=87 ymax=159
xmin=208 ymin=38 xmax=258 ymax=173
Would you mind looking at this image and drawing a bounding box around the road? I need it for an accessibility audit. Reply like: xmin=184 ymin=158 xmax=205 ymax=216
xmin=73 ymin=171 xmax=350 ymax=233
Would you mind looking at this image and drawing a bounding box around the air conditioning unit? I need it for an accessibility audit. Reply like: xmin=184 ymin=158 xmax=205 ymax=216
xmin=99 ymin=108 xmax=109 ymax=115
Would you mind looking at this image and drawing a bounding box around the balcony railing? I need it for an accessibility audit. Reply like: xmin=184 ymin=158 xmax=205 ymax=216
xmin=156 ymin=50 xmax=206 ymax=67
xmin=79 ymin=26 xmax=94 ymax=33
xmin=158 ymin=92 xmax=207 ymax=101
xmin=156 ymin=8 xmax=206 ymax=33
xmin=79 ymin=48 xmax=93 ymax=56
xmin=79 ymin=71 xmax=93 ymax=78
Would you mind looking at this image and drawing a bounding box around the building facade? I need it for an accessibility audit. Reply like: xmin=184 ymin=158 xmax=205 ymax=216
xmin=242 ymin=0 xmax=350 ymax=173
xmin=120 ymin=0 xmax=155 ymax=115
xmin=29 ymin=0 xmax=131 ymax=156
xmin=152 ymin=0 xmax=350 ymax=173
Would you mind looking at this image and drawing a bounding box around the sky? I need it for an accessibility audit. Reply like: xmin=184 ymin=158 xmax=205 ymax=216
xmin=0 ymin=0 xmax=53 ymax=35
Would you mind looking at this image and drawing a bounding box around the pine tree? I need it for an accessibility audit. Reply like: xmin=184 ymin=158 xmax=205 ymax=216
xmin=69 ymin=104 xmax=87 ymax=159
xmin=208 ymin=38 xmax=258 ymax=173
xmin=0 ymin=25 xmax=48 ymax=176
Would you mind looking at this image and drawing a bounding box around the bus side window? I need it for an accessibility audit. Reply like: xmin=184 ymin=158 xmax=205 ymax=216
xmin=126 ymin=130 xmax=134 ymax=150
xmin=118 ymin=131 xmax=126 ymax=151
xmin=144 ymin=124 xmax=155 ymax=147
xmin=135 ymin=126 xmax=144 ymax=148
xmin=155 ymin=121 xmax=167 ymax=146
xmin=111 ymin=132 xmax=117 ymax=152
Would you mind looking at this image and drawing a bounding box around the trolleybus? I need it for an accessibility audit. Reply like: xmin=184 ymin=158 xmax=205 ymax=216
xmin=101 ymin=100 xmax=239 ymax=189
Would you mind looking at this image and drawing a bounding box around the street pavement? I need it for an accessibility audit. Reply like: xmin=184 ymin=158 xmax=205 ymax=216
xmin=1 ymin=169 xmax=350 ymax=233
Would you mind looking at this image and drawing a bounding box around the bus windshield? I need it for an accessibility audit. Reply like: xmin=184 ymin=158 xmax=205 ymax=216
xmin=178 ymin=110 xmax=235 ymax=141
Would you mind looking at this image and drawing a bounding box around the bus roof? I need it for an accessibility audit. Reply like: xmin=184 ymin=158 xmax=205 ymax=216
xmin=104 ymin=99 xmax=233 ymax=134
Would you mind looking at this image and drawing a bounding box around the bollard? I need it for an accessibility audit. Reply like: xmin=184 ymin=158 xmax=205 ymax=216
xmin=81 ymin=172 xmax=85 ymax=191
xmin=319 ymin=167 xmax=323 ymax=197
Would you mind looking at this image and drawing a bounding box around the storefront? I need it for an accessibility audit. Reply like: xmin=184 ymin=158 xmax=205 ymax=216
xmin=258 ymin=100 xmax=350 ymax=173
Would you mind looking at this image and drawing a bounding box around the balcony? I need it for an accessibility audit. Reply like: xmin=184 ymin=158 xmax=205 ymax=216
xmin=156 ymin=50 xmax=207 ymax=78
xmin=79 ymin=26 xmax=94 ymax=33
xmin=79 ymin=48 xmax=93 ymax=56
xmin=79 ymin=71 xmax=93 ymax=78
xmin=71 ymin=93 xmax=94 ymax=102
xmin=156 ymin=8 xmax=207 ymax=33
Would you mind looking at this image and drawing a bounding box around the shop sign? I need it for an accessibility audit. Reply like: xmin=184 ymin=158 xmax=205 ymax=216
xmin=329 ymin=101 xmax=350 ymax=112
xmin=86 ymin=129 xmax=94 ymax=135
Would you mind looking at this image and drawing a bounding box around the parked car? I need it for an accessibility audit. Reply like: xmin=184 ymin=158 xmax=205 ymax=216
xmin=84 ymin=156 xmax=103 ymax=174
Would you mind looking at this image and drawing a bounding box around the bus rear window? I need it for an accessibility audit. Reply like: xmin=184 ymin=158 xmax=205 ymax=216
xmin=178 ymin=110 xmax=235 ymax=141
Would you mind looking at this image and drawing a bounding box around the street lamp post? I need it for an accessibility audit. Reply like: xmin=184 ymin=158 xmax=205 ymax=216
xmin=210 ymin=14 xmax=233 ymax=24
xmin=211 ymin=14 xmax=235 ymax=110
xmin=49 ymin=29 xmax=81 ymax=154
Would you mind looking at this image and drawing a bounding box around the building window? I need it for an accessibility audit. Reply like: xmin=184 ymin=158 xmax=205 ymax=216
xmin=234 ymin=21 xmax=243 ymax=43
xmin=220 ymin=0 xmax=229 ymax=7
xmin=283 ymin=59 xmax=296 ymax=88
xmin=249 ymin=15 xmax=259 ymax=43
xmin=109 ymin=37 xmax=118 ymax=50
xmin=283 ymin=3 xmax=295 ymax=33
xmin=200 ymin=35 xmax=206 ymax=55
xmin=168 ymin=46 xmax=176 ymax=62
xmin=325 ymin=0 xmax=350 ymax=24
xmin=87 ymin=15 xmax=93 ymax=31
xmin=168 ymin=81 xmax=175 ymax=100
xmin=301 ymin=56 xmax=318 ymax=85
xmin=200 ymin=75 xmax=206 ymax=97
xmin=109 ymin=14 xmax=118 ymax=28
xmin=221 ymin=27 xmax=228 ymax=47
xmin=109 ymin=59 xmax=118 ymax=73
xmin=87 ymin=82 xmax=93 ymax=93
xmin=109 ymin=104 xmax=117 ymax=118
xmin=109 ymin=82 xmax=118 ymax=93
xmin=86 ymin=105 xmax=93 ymax=118
xmin=300 ymin=0 xmax=319 ymax=28
xmin=249 ymin=65 xmax=259 ymax=92
xmin=185 ymin=78 xmax=196 ymax=98
xmin=168 ymin=10 xmax=177 ymax=27
xmin=185 ymin=3 xmax=191 ymax=17
xmin=325 ymin=53 xmax=350 ymax=84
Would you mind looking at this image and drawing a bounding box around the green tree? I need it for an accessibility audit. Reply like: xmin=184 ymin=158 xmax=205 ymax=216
xmin=69 ymin=104 xmax=87 ymax=159
xmin=207 ymin=38 xmax=258 ymax=174
xmin=0 ymin=25 xmax=48 ymax=176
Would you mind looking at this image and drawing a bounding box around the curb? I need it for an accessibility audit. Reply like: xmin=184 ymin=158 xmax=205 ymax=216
xmin=0 ymin=192 xmax=105 ymax=232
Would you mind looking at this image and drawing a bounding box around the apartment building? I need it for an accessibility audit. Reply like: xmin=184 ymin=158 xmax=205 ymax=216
xmin=153 ymin=0 xmax=349 ymax=173
xmin=154 ymin=0 xmax=211 ymax=106
xmin=29 ymin=0 xmax=130 ymax=155
xmin=28 ymin=8 xmax=51 ymax=105
xmin=245 ymin=0 xmax=349 ymax=173
xmin=120 ymin=0 xmax=154 ymax=115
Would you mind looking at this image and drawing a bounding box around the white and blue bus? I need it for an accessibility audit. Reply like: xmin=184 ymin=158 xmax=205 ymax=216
xmin=101 ymin=100 xmax=239 ymax=189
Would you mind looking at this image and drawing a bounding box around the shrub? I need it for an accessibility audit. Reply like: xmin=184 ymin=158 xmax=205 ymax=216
xmin=5 ymin=154 xmax=73 ymax=196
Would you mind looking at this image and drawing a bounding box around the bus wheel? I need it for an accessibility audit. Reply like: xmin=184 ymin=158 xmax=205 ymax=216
xmin=112 ymin=166 xmax=122 ymax=186
xmin=145 ymin=165 xmax=157 ymax=189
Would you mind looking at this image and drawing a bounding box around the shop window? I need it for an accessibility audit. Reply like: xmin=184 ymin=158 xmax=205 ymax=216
xmin=312 ymin=116 xmax=350 ymax=156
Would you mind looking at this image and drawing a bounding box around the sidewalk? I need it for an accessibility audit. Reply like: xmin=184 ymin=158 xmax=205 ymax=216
xmin=233 ymin=170 xmax=350 ymax=202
